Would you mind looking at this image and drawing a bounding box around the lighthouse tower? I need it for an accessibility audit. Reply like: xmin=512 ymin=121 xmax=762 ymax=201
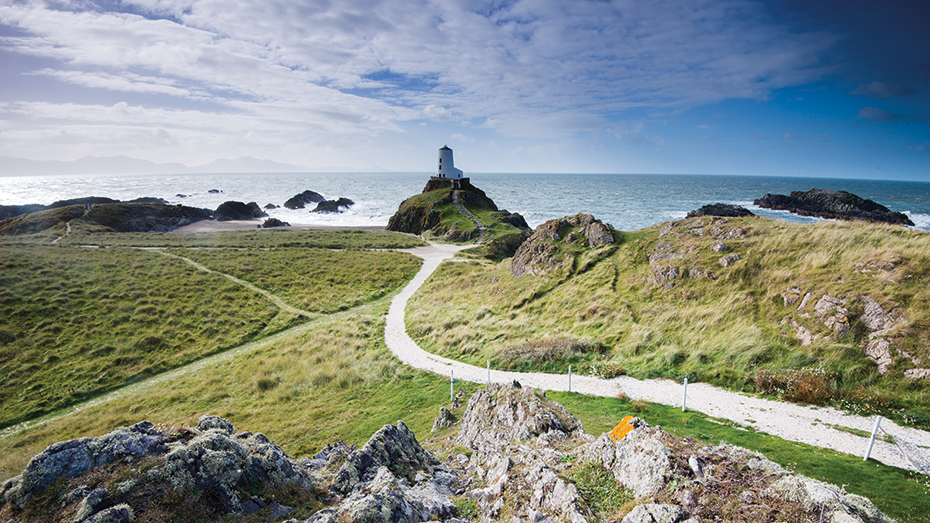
xmin=437 ymin=145 xmax=464 ymax=180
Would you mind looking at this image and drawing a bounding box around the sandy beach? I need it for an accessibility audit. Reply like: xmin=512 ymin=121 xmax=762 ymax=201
xmin=170 ymin=219 xmax=386 ymax=234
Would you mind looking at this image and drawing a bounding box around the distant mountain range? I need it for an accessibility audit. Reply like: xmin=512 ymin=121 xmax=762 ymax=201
xmin=0 ymin=155 xmax=315 ymax=176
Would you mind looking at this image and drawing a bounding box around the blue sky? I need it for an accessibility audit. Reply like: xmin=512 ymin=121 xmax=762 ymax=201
xmin=0 ymin=0 xmax=927 ymax=179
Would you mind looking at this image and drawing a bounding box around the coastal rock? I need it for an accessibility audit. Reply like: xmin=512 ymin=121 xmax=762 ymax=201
xmin=283 ymin=190 xmax=325 ymax=209
xmin=260 ymin=217 xmax=290 ymax=228
xmin=311 ymin=197 xmax=354 ymax=213
xmin=753 ymin=189 xmax=913 ymax=226
xmin=686 ymin=203 xmax=754 ymax=218
xmin=905 ymin=368 xmax=930 ymax=379
xmin=214 ymin=201 xmax=267 ymax=221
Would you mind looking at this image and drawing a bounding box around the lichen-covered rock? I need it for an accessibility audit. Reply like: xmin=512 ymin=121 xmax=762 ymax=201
xmin=718 ymin=253 xmax=740 ymax=267
xmin=432 ymin=406 xmax=455 ymax=433
xmin=814 ymin=295 xmax=850 ymax=335
xmin=621 ymin=503 xmax=683 ymax=523
xmin=454 ymin=383 xmax=585 ymax=456
xmin=10 ymin=426 xmax=166 ymax=506
xmin=333 ymin=421 xmax=440 ymax=493
xmin=767 ymin=475 xmax=894 ymax=523
xmin=338 ymin=466 xmax=459 ymax=523
xmin=578 ymin=420 xmax=671 ymax=499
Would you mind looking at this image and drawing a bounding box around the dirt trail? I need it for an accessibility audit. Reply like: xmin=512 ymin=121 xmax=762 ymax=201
xmin=386 ymin=242 xmax=930 ymax=473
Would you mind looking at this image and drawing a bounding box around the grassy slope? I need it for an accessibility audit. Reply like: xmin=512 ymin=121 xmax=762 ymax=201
xmin=407 ymin=217 xmax=930 ymax=426
xmin=0 ymin=229 xmax=423 ymax=428
xmin=0 ymin=226 xmax=927 ymax=521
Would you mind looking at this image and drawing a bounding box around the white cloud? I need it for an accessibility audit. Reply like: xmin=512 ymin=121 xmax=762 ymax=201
xmin=423 ymin=105 xmax=453 ymax=121
xmin=451 ymin=133 xmax=473 ymax=143
xmin=0 ymin=0 xmax=841 ymax=162
xmin=851 ymin=82 xmax=916 ymax=99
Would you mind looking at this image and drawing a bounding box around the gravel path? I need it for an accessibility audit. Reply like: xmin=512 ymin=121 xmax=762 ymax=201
xmin=386 ymin=242 xmax=930 ymax=473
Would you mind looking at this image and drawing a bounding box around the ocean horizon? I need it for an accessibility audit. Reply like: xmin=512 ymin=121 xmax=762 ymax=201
xmin=1 ymin=172 xmax=928 ymax=233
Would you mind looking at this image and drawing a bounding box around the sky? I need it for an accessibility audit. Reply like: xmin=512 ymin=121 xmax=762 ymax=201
xmin=0 ymin=0 xmax=928 ymax=179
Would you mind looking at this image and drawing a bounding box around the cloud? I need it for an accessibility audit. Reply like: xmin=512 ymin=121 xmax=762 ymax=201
xmin=851 ymin=81 xmax=916 ymax=99
xmin=0 ymin=0 xmax=848 ymax=162
xmin=856 ymin=107 xmax=903 ymax=120
xmin=907 ymin=145 xmax=927 ymax=152
xmin=696 ymin=124 xmax=716 ymax=129
xmin=451 ymin=133 xmax=473 ymax=143
xmin=422 ymin=105 xmax=453 ymax=121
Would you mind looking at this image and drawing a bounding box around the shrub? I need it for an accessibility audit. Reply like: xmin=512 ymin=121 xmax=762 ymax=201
xmin=753 ymin=365 xmax=836 ymax=405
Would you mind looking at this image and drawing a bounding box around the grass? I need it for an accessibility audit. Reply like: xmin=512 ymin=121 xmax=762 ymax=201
xmin=0 ymin=229 xmax=422 ymax=428
xmin=550 ymin=391 xmax=930 ymax=523
xmin=0 ymin=304 xmax=450 ymax=483
xmin=406 ymin=217 xmax=930 ymax=427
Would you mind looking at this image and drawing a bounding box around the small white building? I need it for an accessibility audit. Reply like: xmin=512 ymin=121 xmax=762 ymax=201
xmin=436 ymin=145 xmax=464 ymax=180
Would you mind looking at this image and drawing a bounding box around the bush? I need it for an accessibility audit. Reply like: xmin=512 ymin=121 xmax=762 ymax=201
xmin=753 ymin=365 xmax=836 ymax=405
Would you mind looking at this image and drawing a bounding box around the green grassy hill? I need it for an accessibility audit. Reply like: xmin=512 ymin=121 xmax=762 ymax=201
xmin=407 ymin=215 xmax=930 ymax=427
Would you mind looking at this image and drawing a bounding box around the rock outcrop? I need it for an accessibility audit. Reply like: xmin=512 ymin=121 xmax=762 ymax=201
xmin=686 ymin=203 xmax=754 ymax=218
xmin=0 ymin=395 xmax=896 ymax=523
xmin=511 ymin=213 xmax=615 ymax=277
xmin=260 ymin=217 xmax=291 ymax=228
xmin=311 ymin=197 xmax=355 ymax=213
xmin=214 ymin=201 xmax=268 ymax=221
xmin=283 ymin=190 xmax=325 ymax=210
xmin=753 ymin=189 xmax=913 ymax=226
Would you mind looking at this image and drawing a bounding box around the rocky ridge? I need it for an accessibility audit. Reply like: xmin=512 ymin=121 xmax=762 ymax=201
xmin=0 ymin=385 xmax=894 ymax=523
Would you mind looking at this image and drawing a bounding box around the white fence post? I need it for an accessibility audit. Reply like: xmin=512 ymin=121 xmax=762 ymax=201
xmin=450 ymin=370 xmax=454 ymax=404
xmin=487 ymin=360 xmax=490 ymax=384
xmin=682 ymin=377 xmax=688 ymax=412
xmin=865 ymin=416 xmax=882 ymax=462
xmin=568 ymin=365 xmax=572 ymax=392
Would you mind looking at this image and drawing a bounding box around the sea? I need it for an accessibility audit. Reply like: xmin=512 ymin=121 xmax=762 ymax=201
xmin=1 ymin=172 xmax=929 ymax=232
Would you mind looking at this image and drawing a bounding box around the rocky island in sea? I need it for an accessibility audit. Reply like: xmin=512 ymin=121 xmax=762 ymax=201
xmin=753 ymin=188 xmax=914 ymax=226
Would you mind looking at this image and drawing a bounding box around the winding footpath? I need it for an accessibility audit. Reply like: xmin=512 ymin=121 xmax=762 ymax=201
xmin=386 ymin=242 xmax=930 ymax=473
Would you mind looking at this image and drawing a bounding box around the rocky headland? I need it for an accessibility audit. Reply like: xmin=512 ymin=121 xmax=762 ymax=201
xmin=387 ymin=177 xmax=530 ymax=258
xmin=753 ymin=189 xmax=914 ymax=226
xmin=0 ymin=385 xmax=893 ymax=523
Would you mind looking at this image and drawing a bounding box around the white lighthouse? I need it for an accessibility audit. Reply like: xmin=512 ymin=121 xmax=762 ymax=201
xmin=436 ymin=145 xmax=464 ymax=180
